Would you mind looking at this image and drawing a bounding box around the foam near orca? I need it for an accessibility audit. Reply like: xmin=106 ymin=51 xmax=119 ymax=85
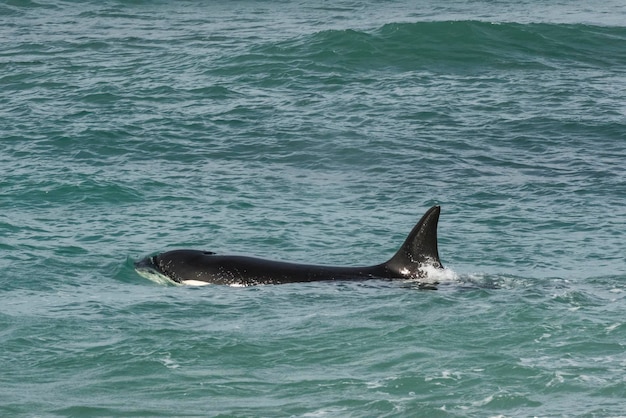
xmin=135 ymin=205 xmax=444 ymax=287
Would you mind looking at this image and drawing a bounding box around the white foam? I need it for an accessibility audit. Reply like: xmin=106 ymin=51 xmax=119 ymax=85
xmin=471 ymin=395 xmax=494 ymax=407
xmin=605 ymin=323 xmax=621 ymax=333
xmin=159 ymin=354 xmax=180 ymax=369
xmin=414 ymin=264 xmax=459 ymax=284
xmin=228 ymin=283 xmax=249 ymax=288
xmin=135 ymin=268 xmax=180 ymax=286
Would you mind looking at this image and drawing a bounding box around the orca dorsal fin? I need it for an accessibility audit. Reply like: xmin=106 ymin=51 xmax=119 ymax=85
xmin=384 ymin=205 xmax=442 ymax=276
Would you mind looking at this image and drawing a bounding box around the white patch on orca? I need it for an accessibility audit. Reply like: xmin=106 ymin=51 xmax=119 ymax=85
xmin=181 ymin=280 xmax=211 ymax=286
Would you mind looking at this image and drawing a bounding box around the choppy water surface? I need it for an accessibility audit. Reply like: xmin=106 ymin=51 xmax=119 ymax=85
xmin=1 ymin=0 xmax=625 ymax=416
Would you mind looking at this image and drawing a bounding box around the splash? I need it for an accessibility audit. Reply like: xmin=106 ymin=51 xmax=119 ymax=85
xmin=415 ymin=264 xmax=459 ymax=285
xmin=135 ymin=267 xmax=180 ymax=286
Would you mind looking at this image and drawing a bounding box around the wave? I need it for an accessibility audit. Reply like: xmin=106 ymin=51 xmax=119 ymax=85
xmin=232 ymin=21 xmax=626 ymax=74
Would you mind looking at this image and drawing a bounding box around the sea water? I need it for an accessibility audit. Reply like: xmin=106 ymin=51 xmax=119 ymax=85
xmin=1 ymin=0 xmax=625 ymax=416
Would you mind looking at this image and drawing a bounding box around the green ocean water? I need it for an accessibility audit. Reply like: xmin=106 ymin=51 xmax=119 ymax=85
xmin=1 ymin=0 xmax=625 ymax=416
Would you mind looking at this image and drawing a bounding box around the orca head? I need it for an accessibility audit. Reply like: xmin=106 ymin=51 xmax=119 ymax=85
xmin=384 ymin=205 xmax=443 ymax=279
xmin=134 ymin=250 xmax=217 ymax=285
xmin=134 ymin=254 xmax=178 ymax=285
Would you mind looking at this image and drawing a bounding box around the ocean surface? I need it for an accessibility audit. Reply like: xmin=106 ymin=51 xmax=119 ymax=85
xmin=1 ymin=0 xmax=625 ymax=416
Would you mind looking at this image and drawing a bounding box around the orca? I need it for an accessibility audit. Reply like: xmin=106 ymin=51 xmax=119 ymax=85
xmin=134 ymin=205 xmax=443 ymax=286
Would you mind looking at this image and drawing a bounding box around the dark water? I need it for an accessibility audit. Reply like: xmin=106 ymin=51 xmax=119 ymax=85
xmin=1 ymin=0 xmax=625 ymax=416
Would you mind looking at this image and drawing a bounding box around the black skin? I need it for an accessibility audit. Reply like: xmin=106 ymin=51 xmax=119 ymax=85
xmin=135 ymin=205 xmax=443 ymax=286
